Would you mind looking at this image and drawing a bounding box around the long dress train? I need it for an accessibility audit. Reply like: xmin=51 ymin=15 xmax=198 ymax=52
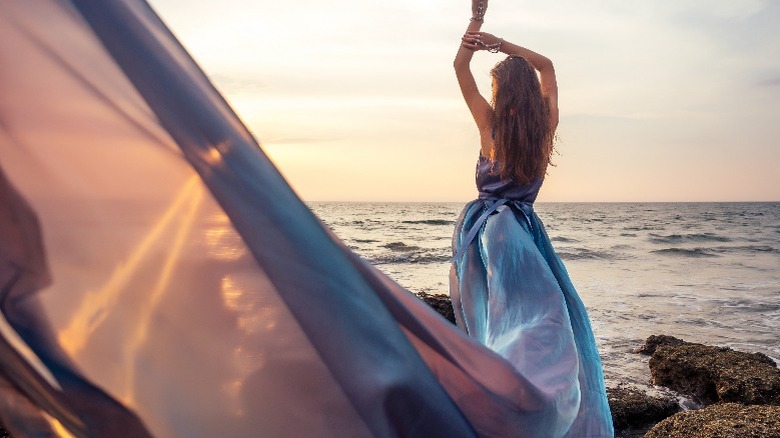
xmin=0 ymin=1 xmax=613 ymax=436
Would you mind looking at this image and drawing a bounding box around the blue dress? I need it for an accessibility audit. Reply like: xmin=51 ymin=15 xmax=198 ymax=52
xmin=450 ymin=156 xmax=614 ymax=437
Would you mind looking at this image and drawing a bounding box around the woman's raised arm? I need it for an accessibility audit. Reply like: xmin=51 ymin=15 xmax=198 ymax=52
xmin=454 ymin=0 xmax=493 ymax=143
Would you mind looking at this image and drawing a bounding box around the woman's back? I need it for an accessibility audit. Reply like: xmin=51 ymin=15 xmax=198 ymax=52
xmin=476 ymin=155 xmax=544 ymax=202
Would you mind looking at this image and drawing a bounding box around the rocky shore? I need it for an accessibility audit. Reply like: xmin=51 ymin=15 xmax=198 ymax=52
xmin=417 ymin=293 xmax=780 ymax=437
xmin=417 ymin=292 xmax=457 ymax=324
xmin=606 ymin=384 xmax=679 ymax=436
xmin=638 ymin=334 xmax=780 ymax=406
xmin=645 ymin=403 xmax=780 ymax=437
xmin=637 ymin=335 xmax=780 ymax=437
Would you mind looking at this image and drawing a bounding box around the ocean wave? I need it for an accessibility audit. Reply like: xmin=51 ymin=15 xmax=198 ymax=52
xmin=660 ymin=245 xmax=780 ymax=256
xmin=651 ymin=248 xmax=719 ymax=257
xmin=368 ymin=242 xmax=452 ymax=264
xmin=368 ymin=253 xmax=451 ymax=265
xmin=551 ymin=236 xmax=579 ymax=243
xmin=676 ymin=316 xmax=731 ymax=329
xmin=557 ymin=248 xmax=619 ymax=260
xmin=714 ymin=245 xmax=778 ymax=254
xmin=623 ymin=225 xmax=664 ymax=231
xmin=636 ymin=293 xmax=662 ymax=298
xmin=383 ymin=242 xmax=421 ymax=251
xmin=400 ymin=219 xmax=455 ymax=226
xmin=352 ymin=239 xmax=378 ymax=243
xmin=648 ymin=232 xmax=731 ymax=244
xmin=719 ymin=300 xmax=780 ymax=313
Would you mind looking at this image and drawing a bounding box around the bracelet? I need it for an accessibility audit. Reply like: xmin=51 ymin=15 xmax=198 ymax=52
xmin=471 ymin=0 xmax=485 ymax=22
xmin=486 ymin=38 xmax=502 ymax=53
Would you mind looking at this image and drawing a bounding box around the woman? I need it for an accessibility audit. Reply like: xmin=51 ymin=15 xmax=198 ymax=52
xmin=450 ymin=1 xmax=614 ymax=436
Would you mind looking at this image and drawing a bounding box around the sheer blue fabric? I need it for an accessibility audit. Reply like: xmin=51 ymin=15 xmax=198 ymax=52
xmin=450 ymin=156 xmax=614 ymax=437
xmin=0 ymin=1 xmax=613 ymax=437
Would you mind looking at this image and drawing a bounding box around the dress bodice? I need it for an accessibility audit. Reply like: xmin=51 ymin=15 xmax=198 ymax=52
xmin=476 ymin=155 xmax=543 ymax=203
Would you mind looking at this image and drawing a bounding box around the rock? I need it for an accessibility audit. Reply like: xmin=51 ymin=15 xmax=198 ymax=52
xmin=639 ymin=336 xmax=780 ymax=406
xmin=636 ymin=334 xmax=687 ymax=355
xmin=606 ymin=384 xmax=679 ymax=432
xmin=416 ymin=292 xmax=456 ymax=324
xmin=644 ymin=402 xmax=780 ymax=438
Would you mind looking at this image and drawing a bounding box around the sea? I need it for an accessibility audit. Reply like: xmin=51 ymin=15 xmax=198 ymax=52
xmin=309 ymin=201 xmax=780 ymax=389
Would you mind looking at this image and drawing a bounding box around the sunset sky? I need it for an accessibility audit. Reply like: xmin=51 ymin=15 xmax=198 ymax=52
xmin=151 ymin=0 xmax=780 ymax=202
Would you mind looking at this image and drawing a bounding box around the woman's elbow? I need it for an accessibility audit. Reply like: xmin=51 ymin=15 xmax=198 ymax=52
xmin=539 ymin=57 xmax=554 ymax=74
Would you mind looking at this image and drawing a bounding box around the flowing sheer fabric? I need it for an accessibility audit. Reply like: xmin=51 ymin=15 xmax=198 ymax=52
xmin=0 ymin=1 xmax=611 ymax=437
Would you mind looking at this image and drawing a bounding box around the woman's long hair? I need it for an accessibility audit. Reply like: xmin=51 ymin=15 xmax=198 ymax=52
xmin=489 ymin=56 xmax=554 ymax=184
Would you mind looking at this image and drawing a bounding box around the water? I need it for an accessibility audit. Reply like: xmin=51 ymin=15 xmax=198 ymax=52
xmin=310 ymin=202 xmax=780 ymax=388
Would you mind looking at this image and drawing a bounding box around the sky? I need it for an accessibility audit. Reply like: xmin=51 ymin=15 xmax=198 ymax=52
xmin=150 ymin=0 xmax=780 ymax=202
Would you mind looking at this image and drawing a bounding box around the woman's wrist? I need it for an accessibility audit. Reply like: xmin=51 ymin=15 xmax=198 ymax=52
xmin=485 ymin=38 xmax=502 ymax=53
xmin=471 ymin=0 xmax=486 ymax=22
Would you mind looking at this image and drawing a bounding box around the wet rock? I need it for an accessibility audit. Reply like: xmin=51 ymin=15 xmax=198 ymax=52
xmin=416 ymin=292 xmax=456 ymax=324
xmin=638 ymin=336 xmax=780 ymax=406
xmin=607 ymin=384 xmax=680 ymax=432
xmin=644 ymin=402 xmax=780 ymax=438
xmin=635 ymin=334 xmax=687 ymax=355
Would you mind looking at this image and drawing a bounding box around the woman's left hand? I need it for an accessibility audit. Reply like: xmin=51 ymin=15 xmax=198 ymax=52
xmin=462 ymin=31 xmax=500 ymax=51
